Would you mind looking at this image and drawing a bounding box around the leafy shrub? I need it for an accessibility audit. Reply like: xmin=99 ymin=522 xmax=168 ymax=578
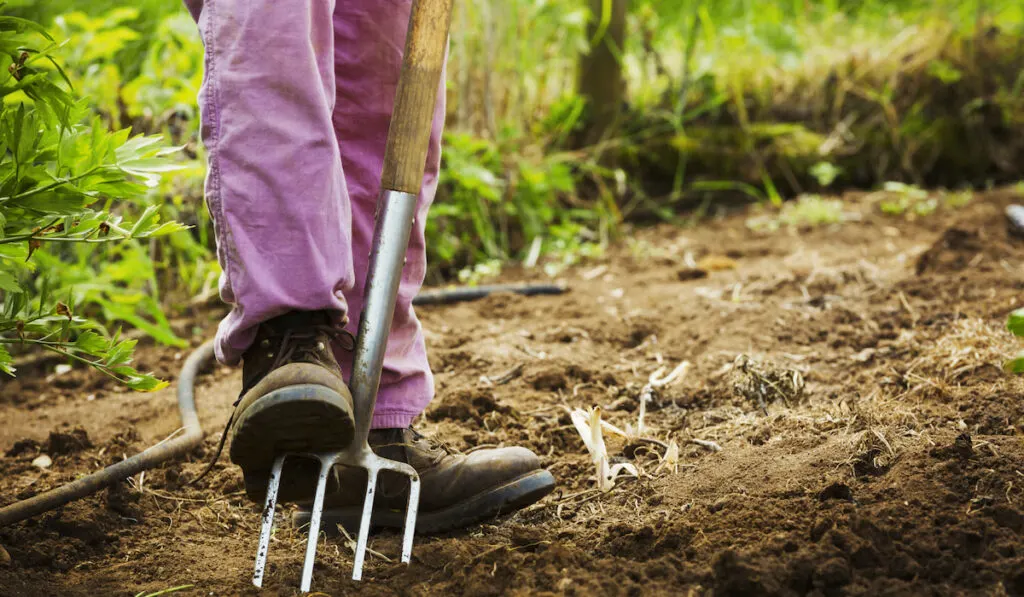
xmin=0 ymin=15 xmax=185 ymax=388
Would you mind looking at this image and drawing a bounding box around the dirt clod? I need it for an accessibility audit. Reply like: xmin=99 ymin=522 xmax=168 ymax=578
xmin=525 ymin=365 xmax=569 ymax=391
xmin=427 ymin=387 xmax=510 ymax=423
xmin=676 ymin=267 xmax=708 ymax=281
xmin=45 ymin=428 xmax=92 ymax=455
xmin=4 ymin=438 xmax=40 ymax=457
xmin=818 ymin=482 xmax=855 ymax=502
xmin=953 ymin=432 xmax=974 ymax=458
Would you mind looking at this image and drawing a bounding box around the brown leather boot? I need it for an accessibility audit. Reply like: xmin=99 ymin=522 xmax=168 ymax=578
xmin=228 ymin=311 xmax=356 ymax=503
xmin=292 ymin=428 xmax=556 ymax=533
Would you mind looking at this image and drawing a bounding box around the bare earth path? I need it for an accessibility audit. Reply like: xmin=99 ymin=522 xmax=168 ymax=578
xmin=2 ymin=189 xmax=1023 ymax=596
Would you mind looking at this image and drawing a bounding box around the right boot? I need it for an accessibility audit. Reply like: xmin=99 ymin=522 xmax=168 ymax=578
xmin=228 ymin=310 xmax=356 ymax=503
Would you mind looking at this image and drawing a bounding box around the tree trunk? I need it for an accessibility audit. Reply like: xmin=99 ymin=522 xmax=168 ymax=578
xmin=578 ymin=0 xmax=628 ymax=147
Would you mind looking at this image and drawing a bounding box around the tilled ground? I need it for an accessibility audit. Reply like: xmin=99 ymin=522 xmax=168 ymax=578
xmin=2 ymin=189 xmax=1024 ymax=596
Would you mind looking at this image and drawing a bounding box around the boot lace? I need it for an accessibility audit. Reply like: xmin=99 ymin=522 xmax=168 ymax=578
xmin=265 ymin=324 xmax=355 ymax=373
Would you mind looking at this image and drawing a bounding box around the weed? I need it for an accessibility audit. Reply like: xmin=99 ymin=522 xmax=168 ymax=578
xmin=1005 ymin=308 xmax=1024 ymax=373
xmin=810 ymin=161 xmax=843 ymax=188
xmin=457 ymin=259 xmax=503 ymax=287
xmin=873 ymin=182 xmax=973 ymax=219
xmin=746 ymin=194 xmax=852 ymax=232
xmin=875 ymin=182 xmax=934 ymax=217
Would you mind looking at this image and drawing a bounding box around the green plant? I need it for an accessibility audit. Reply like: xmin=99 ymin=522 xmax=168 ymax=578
xmin=873 ymin=182 xmax=972 ymax=218
xmin=1004 ymin=308 xmax=1024 ymax=373
xmin=0 ymin=15 xmax=185 ymax=388
xmin=457 ymin=259 xmax=502 ymax=286
xmin=746 ymin=194 xmax=851 ymax=232
xmin=120 ymin=12 xmax=203 ymax=127
xmin=810 ymin=161 xmax=842 ymax=187
xmin=41 ymin=7 xmax=212 ymax=333
xmin=430 ymin=129 xmax=609 ymax=278
xmin=875 ymin=182 xmax=934 ymax=217
xmin=52 ymin=8 xmax=141 ymax=125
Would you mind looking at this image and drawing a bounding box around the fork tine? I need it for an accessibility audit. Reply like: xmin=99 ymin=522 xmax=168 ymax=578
xmin=400 ymin=474 xmax=420 ymax=563
xmin=252 ymin=454 xmax=286 ymax=588
xmin=351 ymin=464 xmax=379 ymax=581
xmin=299 ymin=458 xmax=335 ymax=593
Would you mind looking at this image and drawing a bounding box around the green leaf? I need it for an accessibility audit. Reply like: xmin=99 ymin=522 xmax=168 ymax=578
xmin=0 ymin=16 xmax=55 ymax=40
xmin=0 ymin=243 xmax=28 ymax=263
xmin=101 ymin=304 xmax=187 ymax=348
xmin=73 ymin=330 xmax=108 ymax=354
xmin=1004 ymin=351 xmax=1024 ymax=374
xmin=0 ymin=270 xmax=22 ymax=293
xmin=128 ymin=205 xmax=160 ymax=238
xmin=141 ymin=221 xmax=191 ymax=237
xmin=0 ymin=344 xmax=14 ymax=376
xmin=115 ymin=134 xmax=165 ymax=162
xmin=1007 ymin=309 xmax=1024 ymax=337
xmin=104 ymin=337 xmax=138 ymax=368
xmin=119 ymin=158 xmax=185 ymax=174
xmin=123 ymin=372 xmax=169 ymax=392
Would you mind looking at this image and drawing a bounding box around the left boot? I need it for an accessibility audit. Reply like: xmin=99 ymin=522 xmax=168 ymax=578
xmin=292 ymin=428 xmax=556 ymax=533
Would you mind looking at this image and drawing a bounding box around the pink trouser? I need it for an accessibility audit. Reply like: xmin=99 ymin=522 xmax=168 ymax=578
xmin=184 ymin=0 xmax=441 ymax=428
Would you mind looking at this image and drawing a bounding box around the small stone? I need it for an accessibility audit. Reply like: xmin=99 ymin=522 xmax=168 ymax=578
xmin=1006 ymin=204 xmax=1024 ymax=238
xmin=32 ymin=454 xmax=52 ymax=469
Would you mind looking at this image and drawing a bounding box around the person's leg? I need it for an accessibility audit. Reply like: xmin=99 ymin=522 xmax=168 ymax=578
xmin=331 ymin=0 xmax=440 ymax=428
xmin=188 ymin=0 xmax=357 ymax=502
xmin=293 ymin=0 xmax=556 ymax=534
xmin=191 ymin=0 xmax=354 ymax=365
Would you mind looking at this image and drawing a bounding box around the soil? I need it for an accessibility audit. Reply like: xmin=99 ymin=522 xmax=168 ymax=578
xmin=3 ymin=188 xmax=1024 ymax=596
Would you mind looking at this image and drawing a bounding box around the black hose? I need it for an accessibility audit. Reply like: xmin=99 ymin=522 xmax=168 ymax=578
xmin=412 ymin=283 xmax=566 ymax=306
xmin=0 ymin=340 xmax=215 ymax=527
xmin=0 ymin=282 xmax=566 ymax=527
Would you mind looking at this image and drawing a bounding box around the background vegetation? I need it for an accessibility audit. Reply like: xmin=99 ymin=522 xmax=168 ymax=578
xmin=1 ymin=0 xmax=1022 ymax=383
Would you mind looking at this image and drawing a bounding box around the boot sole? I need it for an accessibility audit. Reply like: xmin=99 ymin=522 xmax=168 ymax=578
xmin=230 ymin=384 xmax=354 ymax=503
xmin=291 ymin=469 xmax=556 ymax=535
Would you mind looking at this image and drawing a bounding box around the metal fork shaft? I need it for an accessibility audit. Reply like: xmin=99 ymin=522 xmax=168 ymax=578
xmin=348 ymin=189 xmax=419 ymax=441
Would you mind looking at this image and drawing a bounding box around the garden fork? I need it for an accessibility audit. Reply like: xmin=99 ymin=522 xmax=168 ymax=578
xmin=251 ymin=0 xmax=454 ymax=590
